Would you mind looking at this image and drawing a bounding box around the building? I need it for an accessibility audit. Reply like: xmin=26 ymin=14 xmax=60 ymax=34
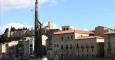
xmin=41 ymin=21 xmax=60 ymax=59
xmin=0 ymin=43 xmax=7 ymax=59
xmin=104 ymin=32 xmax=115 ymax=58
xmin=76 ymin=36 xmax=104 ymax=57
xmin=0 ymin=41 xmax=18 ymax=60
xmin=0 ymin=36 xmax=35 ymax=60
xmin=43 ymin=21 xmax=58 ymax=30
xmin=94 ymin=26 xmax=115 ymax=37
xmin=46 ymin=29 xmax=60 ymax=60
xmin=16 ymin=37 xmax=33 ymax=60
xmin=50 ymin=26 xmax=104 ymax=60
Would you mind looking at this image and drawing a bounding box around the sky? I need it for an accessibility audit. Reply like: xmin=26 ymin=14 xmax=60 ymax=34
xmin=0 ymin=0 xmax=115 ymax=34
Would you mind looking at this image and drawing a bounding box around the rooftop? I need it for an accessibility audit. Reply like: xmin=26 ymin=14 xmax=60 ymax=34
xmin=53 ymin=29 xmax=93 ymax=35
xmin=76 ymin=36 xmax=104 ymax=39
xmin=104 ymin=32 xmax=115 ymax=35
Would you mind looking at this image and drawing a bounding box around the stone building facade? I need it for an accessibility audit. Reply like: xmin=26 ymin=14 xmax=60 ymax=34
xmin=51 ymin=26 xmax=104 ymax=60
xmin=104 ymin=32 xmax=115 ymax=58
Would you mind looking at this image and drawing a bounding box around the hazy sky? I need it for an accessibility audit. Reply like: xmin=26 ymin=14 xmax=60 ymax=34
xmin=0 ymin=0 xmax=115 ymax=34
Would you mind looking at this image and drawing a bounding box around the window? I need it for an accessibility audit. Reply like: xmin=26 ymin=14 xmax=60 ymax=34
xmin=30 ymin=52 xmax=32 ymax=55
xmin=67 ymin=36 xmax=69 ymax=40
xmin=66 ymin=28 xmax=69 ymax=30
xmin=30 ymin=48 xmax=33 ymax=52
xmin=63 ymin=28 xmax=65 ymax=30
xmin=61 ymin=45 xmax=63 ymax=50
xmin=61 ymin=37 xmax=63 ymax=41
xmin=30 ymin=44 xmax=32 ymax=47
xmin=81 ymin=46 xmax=84 ymax=52
xmin=107 ymin=42 xmax=111 ymax=54
xmin=61 ymin=54 xmax=63 ymax=59
xmin=91 ymin=45 xmax=94 ymax=52
xmin=76 ymin=44 xmax=79 ymax=48
xmin=66 ymin=44 xmax=68 ymax=50
xmin=71 ymin=36 xmax=73 ymax=39
xmin=87 ymin=55 xmax=88 ymax=57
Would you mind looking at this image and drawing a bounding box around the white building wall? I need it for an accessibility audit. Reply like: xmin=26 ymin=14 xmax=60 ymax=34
xmin=75 ymin=33 xmax=89 ymax=39
xmin=51 ymin=30 xmax=104 ymax=60
xmin=52 ymin=33 xmax=75 ymax=60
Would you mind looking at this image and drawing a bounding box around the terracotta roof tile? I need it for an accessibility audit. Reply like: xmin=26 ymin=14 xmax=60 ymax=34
xmin=75 ymin=29 xmax=93 ymax=34
xmin=53 ymin=30 xmax=74 ymax=35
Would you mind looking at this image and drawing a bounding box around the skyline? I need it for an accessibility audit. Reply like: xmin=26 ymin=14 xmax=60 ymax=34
xmin=0 ymin=0 xmax=115 ymax=34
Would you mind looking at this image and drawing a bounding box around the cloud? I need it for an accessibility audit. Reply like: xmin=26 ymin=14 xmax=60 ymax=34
xmin=0 ymin=22 xmax=33 ymax=34
xmin=0 ymin=0 xmax=58 ymax=12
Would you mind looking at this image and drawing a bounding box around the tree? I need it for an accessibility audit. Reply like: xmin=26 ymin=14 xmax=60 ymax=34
xmin=11 ymin=27 xmax=16 ymax=32
xmin=4 ymin=28 xmax=9 ymax=33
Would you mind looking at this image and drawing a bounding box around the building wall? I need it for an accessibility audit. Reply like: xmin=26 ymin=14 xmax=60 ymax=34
xmin=22 ymin=37 xmax=34 ymax=57
xmin=104 ymin=33 xmax=115 ymax=58
xmin=51 ymin=32 xmax=104 ymax=60
xmin=46 ymin=29 xmax=60 ymax=60
xmin=1 ymin=44 xmax=7 ymax=54
xmin=75 ymin=33 xmax=89 ymax=39
xmin=95 ymin=26 xmax=115 ymax=37
xmin=0 ymin=41 xmax=18 ymax=59
xmin=14 ymin=37 xmax=34 ymax=59
xmin=42 ymin=35 xmax=48 ymax=46
xmin=74 ymin=38 xmax=100 ymax=57
xmin=51 ymin=29 xmax=105 ymax=60
xmin=95 ymin=26 xmax=108 ymax=37
xmin=52 ymin=33 xmax=75 ymax=60
xmin=0 ymin=43 xmax=8 ymax=59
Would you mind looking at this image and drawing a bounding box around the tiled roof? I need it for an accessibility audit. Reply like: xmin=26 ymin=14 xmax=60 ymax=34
xmin=75 ymin=29 xmax=93 ymax=34
xmin=76 ymin=36 xmax=104 ymax=39
xmin=53 ymin=30 xmax=74 ymax=35
xmin=53 ymin=29 xmax=93 ymax=35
